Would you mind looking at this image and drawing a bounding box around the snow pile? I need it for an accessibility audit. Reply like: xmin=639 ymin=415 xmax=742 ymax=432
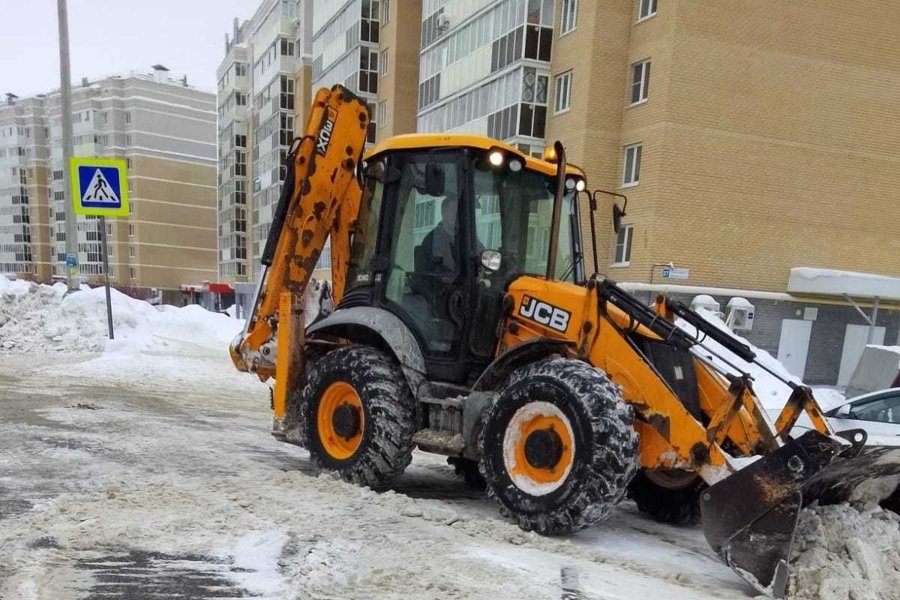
xmin=0 ymin=276 xmax=240 ymax=355
xmin=788 ymin=503 xmax=900 ymax=600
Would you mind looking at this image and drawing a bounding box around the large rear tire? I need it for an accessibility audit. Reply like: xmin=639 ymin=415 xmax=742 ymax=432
xmin=628 ymin=469 xmax=704 ymax=525
xmin=478 ymin=358 xmax=639 ymax=534
xmin=300 ymin=345 xmax=416 ymax=488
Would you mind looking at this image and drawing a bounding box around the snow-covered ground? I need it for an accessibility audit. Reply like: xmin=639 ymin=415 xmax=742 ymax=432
xmin=1 ymin=277 xmax=898 ymax=600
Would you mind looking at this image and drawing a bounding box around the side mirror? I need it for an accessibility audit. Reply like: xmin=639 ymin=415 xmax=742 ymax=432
xmin=480 ymin=250 xmax=502 ymax=272
xmin=612 ymin=204 xmax=625 ymax=234
xmin=835 ymin=403 xmax=852 ymax=418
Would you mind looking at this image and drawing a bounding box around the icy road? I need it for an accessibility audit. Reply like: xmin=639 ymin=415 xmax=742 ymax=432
xmin=0 ymin=347 xmax=756 ymax=600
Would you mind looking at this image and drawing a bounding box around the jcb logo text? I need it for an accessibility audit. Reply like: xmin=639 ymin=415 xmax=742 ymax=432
xmin=518 ymin=296 xmax=570 ymax=333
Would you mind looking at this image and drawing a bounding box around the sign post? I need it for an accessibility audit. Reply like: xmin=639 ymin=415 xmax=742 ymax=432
xmin=70 ymin=157 xmax=129 ymax=340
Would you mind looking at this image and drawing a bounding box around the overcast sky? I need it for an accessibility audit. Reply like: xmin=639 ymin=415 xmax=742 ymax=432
xmin=1 ymin=0 xmax=261 ymax=97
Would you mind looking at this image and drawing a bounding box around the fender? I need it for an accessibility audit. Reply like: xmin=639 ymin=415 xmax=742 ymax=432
xmin=306 ymin=306 xmax=426 ymax=394
xmin=472 ymin=337 xmax=575 ymax=392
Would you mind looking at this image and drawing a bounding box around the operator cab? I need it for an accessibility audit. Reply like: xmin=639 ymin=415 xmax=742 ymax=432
xmin=341 ymin=134 xmax=587 ymax=383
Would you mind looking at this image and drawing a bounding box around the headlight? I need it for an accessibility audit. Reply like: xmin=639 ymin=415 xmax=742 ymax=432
xmin=575 ymin=179 xmax=586 ymax=192
xmin=488 ymin=151 xmax=504 ymax=167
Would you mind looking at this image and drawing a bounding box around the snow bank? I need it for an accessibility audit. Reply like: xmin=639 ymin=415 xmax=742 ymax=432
xmin=788 ymin=504 xmax=900 ymax=600
xmin=0 ymin=276 xmax=240 ymax=355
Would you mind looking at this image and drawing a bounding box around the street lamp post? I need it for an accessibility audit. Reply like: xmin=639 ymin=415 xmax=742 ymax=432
xmin=57 ymin=0 xmax=79 ymax=292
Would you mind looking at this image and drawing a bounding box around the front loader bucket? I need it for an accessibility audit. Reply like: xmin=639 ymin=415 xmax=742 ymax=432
xmin=700 ymin=429 xmax=900 ymax=597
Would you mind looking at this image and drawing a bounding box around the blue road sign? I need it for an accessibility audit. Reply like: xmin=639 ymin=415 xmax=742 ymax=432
xmin=70 ymin=157 xmax=129 ymax=217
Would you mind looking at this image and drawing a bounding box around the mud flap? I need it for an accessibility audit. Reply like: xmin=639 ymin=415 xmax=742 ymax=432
xmin=701 ymin=429 xmax=900 ymax=597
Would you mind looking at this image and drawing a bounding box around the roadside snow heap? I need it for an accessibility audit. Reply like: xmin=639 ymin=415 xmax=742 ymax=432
xmin=0 ymin=276 xmax=240 ymax=354
xmin=788 ymin=502 xmax=900 ymax=600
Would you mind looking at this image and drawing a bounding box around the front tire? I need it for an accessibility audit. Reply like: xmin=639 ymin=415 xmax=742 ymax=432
xmin=300 ymin=345 xmax=416 ymax=488
xmin=479 ymin=358 xmax=639 ymax=534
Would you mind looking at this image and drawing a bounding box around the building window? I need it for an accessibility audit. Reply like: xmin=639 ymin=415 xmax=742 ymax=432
xmin=359 ymin=47 xmax=379 ymax=94
xmin=361 ymin=0 xmax=380 ymax=43
xmin=630 ymin=60 xmax=650 ymax=104
xmin=378 ymin=100 xmax=388 ymax=127
xmin=128 ymin=224 xmax=135 ymax=236
xmin=129 ymin=267 xmax=136 ymax=279
xmin=380 ymin=48 xmax=389 ymax=77
xmin=366 ymin=103 xmax=377 ymax=143
xmin=553 ymin=70 xmax=572 ymax=114
xmin=561 ymin=0 xmax=578 ymax=34
xmin=124 ymin=112 xmax=131 ymax=124
xmin=235 ymin=62 xmax=247 ymax=77
xmin=280 ymin=39 xmax=294 ymax=56
xmin=126 ymin=158 xmax=132 ymax=168
xmin=381 ymin=0 xmax=390 ymax=25
xmin=622 ymin=143 xmax=642 ymax=186
xmin=639 ymin=0 xmax=658 ymax=20
xmin=129 ymin=201 xmax=134 ymax=215
xmin=235 ymin=92 xmax=247 ymax=106
xmin=129 ymin=246 xmax=135 ymax=258
xmin=124 ymin=135 xmax=132 ymax=147
xmin=612 ymin=224 xmax=633 ymax=265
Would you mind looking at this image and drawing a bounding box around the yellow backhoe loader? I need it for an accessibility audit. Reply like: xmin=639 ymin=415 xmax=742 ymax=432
xmin=230 ymin=85 xmax=900 ymax=597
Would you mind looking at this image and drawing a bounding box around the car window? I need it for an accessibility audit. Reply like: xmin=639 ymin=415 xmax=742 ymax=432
xmin=848 ymin=394 xmax=900 ymax=424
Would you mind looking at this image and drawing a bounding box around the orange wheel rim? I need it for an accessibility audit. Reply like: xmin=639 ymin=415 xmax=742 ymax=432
xmin=317 ymin=381 xmax=365 ymax=460
xmin=504 ymin=402 xmax=575 ymax=494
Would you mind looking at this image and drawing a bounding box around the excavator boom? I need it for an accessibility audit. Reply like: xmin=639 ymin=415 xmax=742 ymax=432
xmin=230 ymin=85 xmax=369 ymax=384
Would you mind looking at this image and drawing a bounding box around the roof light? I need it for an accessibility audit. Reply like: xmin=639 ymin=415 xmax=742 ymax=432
xmin=542 ymin=145 xmax=558 ymax=163
xmin=509 ymin=158 xmax=523 ymax=172
xmin=575 ymin=179 xmax=586 ymax=192
xmin=565 ymin=177 xmax=576 ymax=190
xmin=488 ymin=150 xmax=504 ymax=167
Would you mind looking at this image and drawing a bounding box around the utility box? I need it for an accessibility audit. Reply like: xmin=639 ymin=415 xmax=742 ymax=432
xmin=726 ymin=297 xmax=755 ymax=332
xmin=691 ymin=294 xmax=721 ymax=316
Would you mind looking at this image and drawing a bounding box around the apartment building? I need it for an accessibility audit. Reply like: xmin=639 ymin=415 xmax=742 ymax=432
xmin=216 ymin=0 xmax=313 ymax=284
xmin=0 ymin=95 xmax=52 ymax=280
xmin=0 ymin=70 xmax=218 ymax=297
xmin=416 ymin=0 xmax=555 ymax=157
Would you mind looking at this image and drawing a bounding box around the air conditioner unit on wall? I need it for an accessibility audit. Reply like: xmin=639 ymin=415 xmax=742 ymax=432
xmin=726 ymin=297 xmax=755 ymax=332
xmin=437 ymin=13 xmax=450 ymax=30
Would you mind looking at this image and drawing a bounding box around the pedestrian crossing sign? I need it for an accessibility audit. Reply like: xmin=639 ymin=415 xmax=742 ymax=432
xmin=70 ymin=157 xmax=129 ymax=217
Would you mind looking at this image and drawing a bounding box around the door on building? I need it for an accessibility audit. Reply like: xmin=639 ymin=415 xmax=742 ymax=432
xmin=777 ymin=319 xmax=812 ymax=380
xmin=837 ymin=324 xmax=886 ymax=387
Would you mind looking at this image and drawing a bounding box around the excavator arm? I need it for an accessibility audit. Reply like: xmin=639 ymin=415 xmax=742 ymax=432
xmin=229 ymin=86 xmax=370 ymax=400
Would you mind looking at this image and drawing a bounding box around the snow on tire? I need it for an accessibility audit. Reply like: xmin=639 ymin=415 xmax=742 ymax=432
xmin=478 ymin=358 xmax=639 ymax=535
xmin=300 ymin=344 xmax=416 ymax=489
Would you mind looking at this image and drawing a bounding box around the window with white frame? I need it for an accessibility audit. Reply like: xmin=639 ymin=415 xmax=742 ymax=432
xmin=613 ymin=224 xmax=633 ymax=265
xmin=128 ymin=224 xmax=135 ymax=236
xmin=378 ymin=100 xmax=388 ymax=127
xmin=630 ymin=60 xmax=650 ymax=104
xmin=561 ymin=0 xmax=578 ymax=34
xmin=622 ymin=143 xmax=642 ymax=186
xmin=639 ymin=0 xmax=657 ymax=20
xmin=381 ymin=0 xmax=390 ymax=25
xmin=381 ymin=48 xmax=389 ymax=77
xmin=129 ymin=246 xmax=135 ymax=258
xmin=554 ymin=70 xmax=572 ymax=114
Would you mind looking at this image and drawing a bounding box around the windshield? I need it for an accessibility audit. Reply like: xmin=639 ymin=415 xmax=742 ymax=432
xmin=473 ymin=161 xmax=582 ymax=283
